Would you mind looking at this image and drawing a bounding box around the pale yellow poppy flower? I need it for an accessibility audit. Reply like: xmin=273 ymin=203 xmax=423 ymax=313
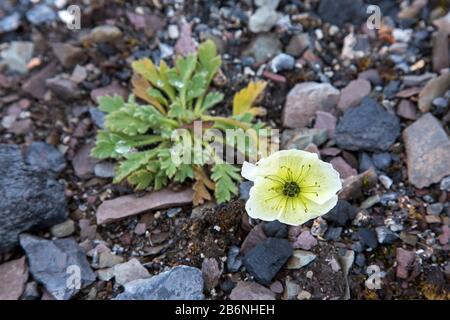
xmin=241 ymin=149 xmax=342 ymax=226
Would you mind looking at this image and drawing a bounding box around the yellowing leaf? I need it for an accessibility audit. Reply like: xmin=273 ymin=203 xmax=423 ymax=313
xmin=192 ymin=166 xmax=215 ymax=205
xmin=232 ymin=81 xmax=267 ymax=117
xmin=131 ymin=75 xmax=165 ymax=114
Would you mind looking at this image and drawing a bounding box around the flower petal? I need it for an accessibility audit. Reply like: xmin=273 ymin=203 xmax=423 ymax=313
xmin=245 ymin=176 xmax=280 ymax=222
xmin=278 ymin=195 xmax=338 ymax=226
xmin=299 ymin=160 xmax=342 ymax=205
xmin=241 ymin=161 xmax=257 ymax=181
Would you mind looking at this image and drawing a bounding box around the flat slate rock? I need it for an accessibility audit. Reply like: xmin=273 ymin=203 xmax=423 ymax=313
xmin=243 ymin=237 xmax=292 ymax=285
xmin=403 ymin=113 xmax=450 ymax=188
xmin=114 ymin=265 xmax=204 ymax=300
xmin=20 ymin=234 xmax=95 ymax=300
xmin=0 ymin=144 xmax=68 ymax=253
xmin=96 ymin=188 xmax=194 ymax=224
xmin=335 ymin=97 xmax=400 ymax=152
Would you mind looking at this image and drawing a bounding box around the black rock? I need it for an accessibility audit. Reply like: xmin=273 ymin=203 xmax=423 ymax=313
xmin=221 ymin=280 xmax=236 ymax=294
xmin=25 ymin=141 xmax=66 ymax=174
xmin=243 ymin=238 xmax=292 ymax=285
xmin=353 ymin=228 xmax=378 ymax=249
xmin=324 ymin=200 xmax=357 ymax=226
xmin=20 ymin=234 xmax=95 ymax=300
xmin=372 ymin=152 xmax=392 ymax=170
xmin=324 ymin=227 xmax=343 ymax=241
xmin=227 ymin=246 xmax=243 ymax=273
xmin=335 ymin=97 xmax=400 ymax=152
xmin=263 ymin=221 xmax=288 ymax=238
xmin=239 ymin=181 xmax=253 ymax=202
xmin=0 ymin=144 xmax=68 ymax=253
xmin=317 ymin=0 xmax=366 ymax=27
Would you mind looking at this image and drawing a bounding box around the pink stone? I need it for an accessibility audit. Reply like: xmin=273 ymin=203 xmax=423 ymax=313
xmin=314 ymin=110 xmax=337 ymax=138
xmin=96 ymin=188 xmax=194 ymax=224
xmin=396 ymin=248 xmax=416 ymax=279
xmin=292 ymin=231 xmax=317 ymax=250
xmin=230 ymin=281 xmax=275 ymax=300
xmin=337 ymin=79 xmax=371 ymax=111
xmin=0 ymin=257 xmax=28 ymax=300
xmin=330 ymin=157 xmax=357 ymax=179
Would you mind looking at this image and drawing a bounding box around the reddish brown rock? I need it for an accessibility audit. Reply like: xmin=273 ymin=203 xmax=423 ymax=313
xmin=90 ymin=82 xmax=128 ymax=103
xmin=96 ymin=188 xmax=194 ymax=224
xmin=330 ymin=157 xmax=358 ymax=179
xmin=282 ymin=82 xmax=340 ymax=128
xmin=397 ymin=99 xmax=417 ymax=120
xmin=314 ymin=110 xmax=337 ymax=138
xmin=230 ymin=281 xmax=275 ymax=300
xmin=432 ymin=31 xmax=450 ymax=72
xmin=51 ymin=43 xmax=84 ymax=69
xmin=396 ymin=248 xmax=417 ymax=279
xmin=22 ymin=62 xmax=59 ymax=99
xmin=418 ymin=73 xmax=450 ymax=112
xmin=240 ymin=224 xmax=267 ymax=255
xmin=337 ymin=79 xmax=371 ymax=111
xmin=72 ymin=143 xmax=98 ymax=178
xmin=0 ymin=257 xmax=28 ymax=300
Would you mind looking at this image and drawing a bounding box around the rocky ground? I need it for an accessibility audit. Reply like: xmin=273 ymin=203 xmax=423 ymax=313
xmin=0 ymin=0 xmax=449 ymax=301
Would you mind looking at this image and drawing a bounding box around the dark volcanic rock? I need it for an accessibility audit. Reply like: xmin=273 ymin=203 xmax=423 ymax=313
xmin=243 ymin=238 xmax=292 ymax=285
xmin=324 ymin=200 xmax=357 ymax=226
xmin=317 ymin=0 xmax=366 ymax=27
xmin=20 ymin=234 xmax=95 ymax=300
xmin=335 ymin=97 xmax=401 ymax=152
xmin=263 ymin=221 xmax=288 ymax=238
xmin=0 ymin=144 xmax=68 ymax=253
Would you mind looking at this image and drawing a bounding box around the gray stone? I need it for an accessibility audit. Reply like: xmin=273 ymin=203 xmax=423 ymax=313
xmin=0 ymin=12 xmax=21 ymax=34
xmin=20 ymin=234 xmax=95 ymax=300
xmin=286 ymin=250 xmax=316 ymax=269
xmin=403 ymin=113 xmax=450 ymax=188
xmin=51 ymin=43 xmax=84 ymax=69
xmin=244 ymin=34 xmax=281 ymax=65
xmin=46 ymin=76 xmax=80 ymax=100
xmin=352 ymin=228 xmax=378 ymax=249
xmin=441 ymin=176 xmax=450 ymax=191
xmin=50 ymin=219 xmax=75 ymax=238
xmin=372 ymin=152 xmax=392 ymax=170
xmin=94 ymin=162 xmax=115 ymax=178
xmin=375 ymin=226 xmax=398 ymax=244
xmin=243 ymin=238 xmax=292 ymax=285
xmin=427 ymin=203 xmax=444 ymax=215
xmin=0 ymin=144 xmax=68 ymax=253
xmin=25 ymin=141 xmax=66 ymax=174
xmin=89 ymin=107 xmax=105 ymax=128
xmin=1 ymin=41 xmax=34 ymax=74
xmin=249 ymin=7 xmax=280 ymax=33
xmin=227 ymin=246 xmax=243 ymax=272
xmin=115 ymin=266 xmax=204 ymax=300
xmin=281 ymin=128 xmax=328 ymax=149
xmin=239 ymin=181 xmax=253 ymax=201
xmin=286 ymin=33 xmax=310 ymax=57
xmin=270 ymin=53 xmax=295 ymax=73
xmin=26 ymin=4 xmax=56 ymax=25
xmin=113 ymin=258 xmax=150 ymax=286
xmin=282 ymin=82 xmax=340 ymax=128
xmin=335 ymin=97 xmax=400 ymax=152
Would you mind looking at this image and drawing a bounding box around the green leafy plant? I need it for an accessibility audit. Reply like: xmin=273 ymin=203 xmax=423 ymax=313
xmin=92 ymin=40 xmax=269 ymax=204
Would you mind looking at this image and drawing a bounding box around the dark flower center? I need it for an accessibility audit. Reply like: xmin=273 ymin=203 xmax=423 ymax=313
xmin=283 ymin=181 xmax=300 ymax=197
